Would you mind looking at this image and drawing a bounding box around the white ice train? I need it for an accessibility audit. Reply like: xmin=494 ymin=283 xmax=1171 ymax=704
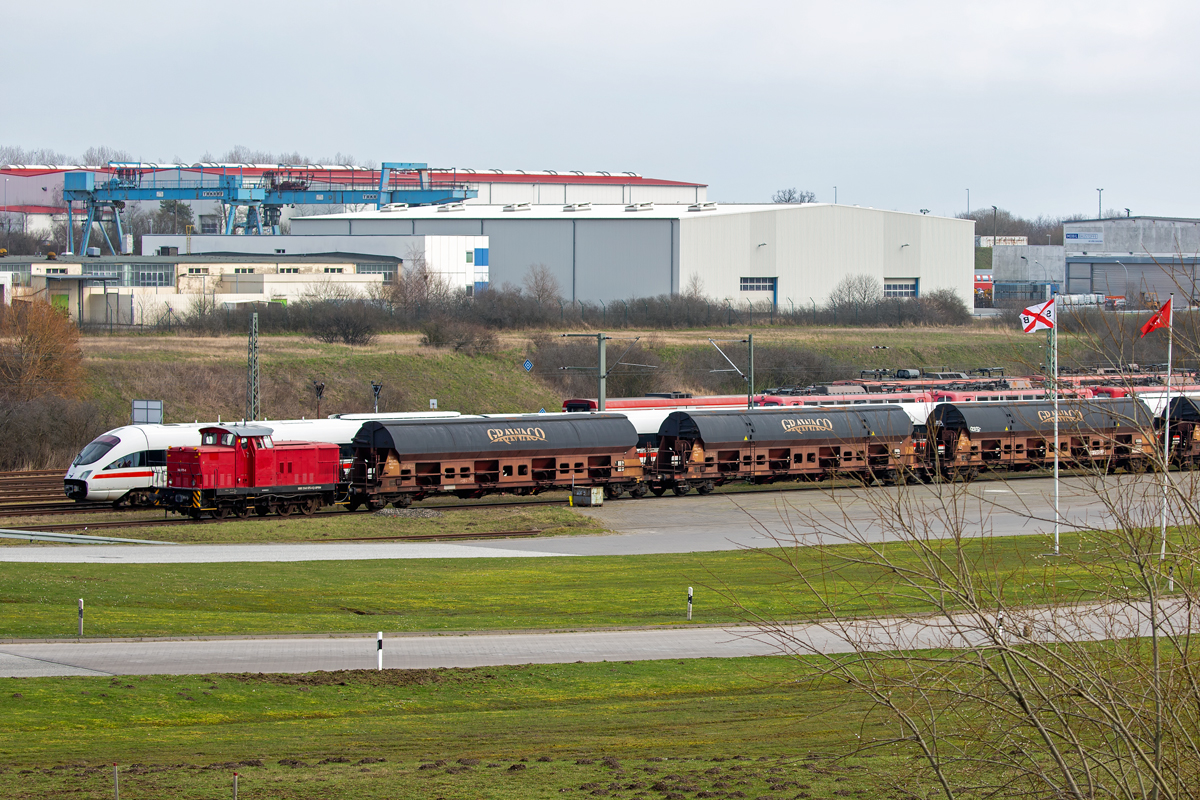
xmin=63 ymin=413 xmax=464 ymax=505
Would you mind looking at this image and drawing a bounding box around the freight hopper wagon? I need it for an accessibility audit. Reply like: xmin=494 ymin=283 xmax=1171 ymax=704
xmin=1160 ymin=397 xmax=1200 ymax=467
xmin=162 ymin=425 xmax=342 ymax=518
xmin=926 ymin=398 xmax=1155 ymax=480
xmin=350 ymin=415 xmax=643 ymax=509
xmin=653 ymin=406 xmax=918 ymax=495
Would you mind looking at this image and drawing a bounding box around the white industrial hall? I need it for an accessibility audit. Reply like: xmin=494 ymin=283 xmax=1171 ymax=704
xmin=286 ymin=202 xmax=973 ymax=306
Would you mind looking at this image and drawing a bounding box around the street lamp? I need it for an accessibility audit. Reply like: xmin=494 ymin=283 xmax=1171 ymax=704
xmin=833 ymin=186 xmax=837 ymax=204
xmin=991 ymin=205 xmax=998 ymax=248
xmin=3 ymin=177 xmax=8 ymax=234
xmin=1097 ymin=188 xmax=1103 ymax=219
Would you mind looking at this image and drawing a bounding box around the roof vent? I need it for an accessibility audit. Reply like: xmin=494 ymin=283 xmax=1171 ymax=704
xmin=688 ymin=202 xmax=717 ymax=212
xmin=503 ymin=203 xmax=532 ymax=212
xmin=625 ymin=202 xmax=654 ymax=212
xmin=564 ymin=202 xmax=592 ymax=212
xmin=438 ymin=203 xmax=465 ymax=213
xmin=380 ymin=203 xmax=409 ymax=213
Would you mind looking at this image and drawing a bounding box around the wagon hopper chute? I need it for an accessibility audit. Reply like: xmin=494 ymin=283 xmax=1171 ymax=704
xmin=653 ymin=405 xmax=917 ymax=494
xmin=926 ymin=398 xmax=1155 ymax=477
xmin=350 ymin=414 xmax=642 ymax=508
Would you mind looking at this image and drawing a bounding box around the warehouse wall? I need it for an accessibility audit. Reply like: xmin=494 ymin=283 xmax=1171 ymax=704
xmin=291 ymin=205 xmax=972 ymax=305
xmin=679 ymin=205 xmax=973 ymax=306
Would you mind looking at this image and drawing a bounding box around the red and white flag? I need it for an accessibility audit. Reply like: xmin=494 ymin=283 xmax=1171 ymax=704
xmin=1020 ymin=298 xmax=1056 ymax=333
xmin=1140 ymin=297 xmax=1172 ymax=338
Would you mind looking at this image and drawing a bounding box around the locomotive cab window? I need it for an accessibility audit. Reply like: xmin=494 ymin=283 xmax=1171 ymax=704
xmin=73 ymin=434 xmax=121 ymax=466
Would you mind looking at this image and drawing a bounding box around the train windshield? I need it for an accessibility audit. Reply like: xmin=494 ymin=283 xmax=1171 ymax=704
xmin=73 ymin=434 xmax=121 ymax=466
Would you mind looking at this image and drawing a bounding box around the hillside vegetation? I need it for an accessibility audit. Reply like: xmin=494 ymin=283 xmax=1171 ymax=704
xmin=78 ymin=326 xmax=1059 ymax=427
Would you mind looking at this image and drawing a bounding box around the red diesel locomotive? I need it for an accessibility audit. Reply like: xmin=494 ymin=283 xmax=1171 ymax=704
xmin=163 ymin=425 xmax=343 ymax=518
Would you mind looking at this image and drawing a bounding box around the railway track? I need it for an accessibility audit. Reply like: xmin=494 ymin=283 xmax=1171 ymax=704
xmin=0 ymin=469 xmax=72 ymax=508
xmin=0 ymin=502 xmax=111 ymax=518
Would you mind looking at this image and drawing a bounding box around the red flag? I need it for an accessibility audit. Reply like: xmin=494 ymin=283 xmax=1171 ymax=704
xmin=1140 ymin=298 xmax=1172 ymax=338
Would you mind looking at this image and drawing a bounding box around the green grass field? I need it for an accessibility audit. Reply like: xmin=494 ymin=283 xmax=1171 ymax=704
xmin=0 ymin=658 xmax=934 ymax=799
xmin=0 ymin=502 xmax=602 ymax=546
xmin=0 ymin=532 xmax=1100 ymax=639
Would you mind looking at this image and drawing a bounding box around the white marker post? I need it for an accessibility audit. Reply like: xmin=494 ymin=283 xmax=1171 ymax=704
xmin=377 ymin=631 xmax=383 ymax=670
xmin=78 ymin=599 xmax=84 ymax=636
xmin=687 ymin=587 xmax=693 ymax=621
xmin=233 ymin=771 xmax=238 ymax=800
xmin=113 ymin=763 xmax=119 ymax=800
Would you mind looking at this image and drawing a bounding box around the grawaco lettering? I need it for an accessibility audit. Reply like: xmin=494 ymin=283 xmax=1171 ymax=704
xmin=781 ymin=418 xmax=835 ymax=434
xmin=487 ymin=427 xmax=547 ymax=444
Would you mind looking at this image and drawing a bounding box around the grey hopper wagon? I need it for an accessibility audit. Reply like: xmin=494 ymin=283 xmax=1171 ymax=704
xmin=349 ymin=415 xmax=644 ymax=508
xmin=927 ymin=398 xmax=1155 ymax=477
xmin=653 ymin=406 xmax=918 ymax=495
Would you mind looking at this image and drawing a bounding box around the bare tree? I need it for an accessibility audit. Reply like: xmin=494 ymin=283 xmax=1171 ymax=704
xmin=827 ymin=273 xmax=883 ymax=311
xmin=683 ymin=272 xmax=706 ymax=300
xmin=523 ymin=264 xmax=562 ymax=304
xmin=773 ymin=188 xmax=817 ymax=204
xmin=0 ymin=299 xmax=86 ymax=401
xmin=734 ymin=322 xmax=1200 ymax=798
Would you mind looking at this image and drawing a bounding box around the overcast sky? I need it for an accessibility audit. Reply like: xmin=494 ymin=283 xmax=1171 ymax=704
xmin=6 ymin=1 xmax=1198 ymax=218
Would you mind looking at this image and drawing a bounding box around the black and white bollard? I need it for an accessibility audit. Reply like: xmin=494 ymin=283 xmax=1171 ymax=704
xmin=1169 ymin=565 xmax=1176 ymax=593
xmin=78 ymin=599 xmax=84 ymax=637
xmin=687 ymin=587 xmax=693 ymax=621
xmin=377 ymin=631 xmax=383 ymax=670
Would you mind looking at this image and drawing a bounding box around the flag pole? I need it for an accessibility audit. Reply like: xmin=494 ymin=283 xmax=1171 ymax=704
xmin=1160 ymin=293 xmax=1174 ymax=562
xmin=1052 ymin=293 xmax=1060 ymax=556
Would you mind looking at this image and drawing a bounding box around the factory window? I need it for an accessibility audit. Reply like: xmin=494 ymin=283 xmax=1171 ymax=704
xmin=884 ymin=279 xmax=918 ymax=298
xmin=465 ymin=251 xmax=474 ymax=264
xmin=187 ymin=267 xmax=209 ymax=275
xmin=46 ymin=268 xmax=68 ymax=275
xmin=199 ymin=215 xmax=220 ymax=235
xmin=137 ymin=267 xmax=175 ymax=287
xmin=323 ymin=267 xmax=344 ymax=274
xmin=740 ymin=277 xmax=776 ymax=292
xmin=234 ymin=268 xmax=255 ymax=274
xmin=356 ymin=263 xmax=397 ymax=282
xmin=278 ymin=268 xmax=299 ymax=274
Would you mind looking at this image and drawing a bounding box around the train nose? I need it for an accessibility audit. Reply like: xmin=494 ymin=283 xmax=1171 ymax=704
xmin=64 ymin=480 xmax=88 ymax=500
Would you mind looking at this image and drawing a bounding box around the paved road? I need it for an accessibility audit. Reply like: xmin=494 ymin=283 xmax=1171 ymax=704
xmin=0 ymin=626 xmax=776 ymax=677
xmin=1 ymin=597 xmax=1183 ymax=678
xmin=0 ymin=474 xmax=1135 ymax=564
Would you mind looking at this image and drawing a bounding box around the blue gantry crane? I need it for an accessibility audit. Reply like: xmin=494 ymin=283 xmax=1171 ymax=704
xmin=63 ymin=162 xmax=477 ymax=254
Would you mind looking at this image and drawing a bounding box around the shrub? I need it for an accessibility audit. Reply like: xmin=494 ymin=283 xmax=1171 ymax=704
xmin=419 ymin=319 xmax=498 ymax=356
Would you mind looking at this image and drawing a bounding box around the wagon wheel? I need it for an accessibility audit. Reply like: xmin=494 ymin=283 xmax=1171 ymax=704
xmin=346 ymin=497 xmax=362 ymax=512
xmin=672 ymin=483 xmax=690 ymax=497
xmin=300 ymin=499 xmax=317 ymax=517
xmin=278 ymin=503 xmax=294 ymax=518
xmin=235 ymin=503 xmax=251 ymax=519
xmin=696 ymin=482 xmax=714 ymax=495
xmin=603 ymin=485 xmax=622 ymax=500
xmin=365 ymin=497 xmax=384 ymax=512
xmin=214 ymin=505 xmax=231 ymax=520
xmin=630 ymin=484 xmax=648 ymax=499
xmin=254 ymin=503 xmax=270 ymax=517
xmin=650 ymin=485 xmax=667 ymax=497
xmin=392 ymin=495 xmax=412 ymax=509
